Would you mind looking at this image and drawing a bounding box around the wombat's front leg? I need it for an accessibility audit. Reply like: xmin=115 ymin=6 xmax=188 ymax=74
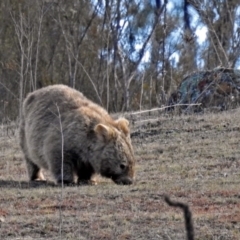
xmin=50 ymin=160 xmax=74 ymax=184
xmin=76 ymin=162 xmax=95 ymax=184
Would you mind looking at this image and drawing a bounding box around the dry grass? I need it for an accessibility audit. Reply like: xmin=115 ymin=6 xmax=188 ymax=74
xmin=1 ymin=109 xmax=240 ymax=239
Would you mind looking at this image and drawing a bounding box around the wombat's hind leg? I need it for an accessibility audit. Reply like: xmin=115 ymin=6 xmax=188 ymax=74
xmin=25 ymin=157 xmax=46 ymax=181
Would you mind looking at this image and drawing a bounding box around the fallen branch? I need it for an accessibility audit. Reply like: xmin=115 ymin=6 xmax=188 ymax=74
xmin=130 ymin=103 xmax=201 ymax=115
xmin=164 ymin=196 xmax=194 ymax=240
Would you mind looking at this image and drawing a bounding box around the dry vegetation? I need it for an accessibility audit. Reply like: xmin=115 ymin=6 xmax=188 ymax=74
xmin=0 ymin=109 xmax=240 ymax=239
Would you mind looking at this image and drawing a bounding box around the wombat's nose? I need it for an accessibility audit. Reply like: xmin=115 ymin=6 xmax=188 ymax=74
xmin=114 ymin=177 xmax=133 ymax=185
xmin=123 ymin=178 xmax=133 ymax=185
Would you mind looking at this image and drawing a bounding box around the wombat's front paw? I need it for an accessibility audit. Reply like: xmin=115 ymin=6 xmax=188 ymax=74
xmin=89 ymin=179 xmax=98 ymax=185
xmin=90 ymin=174 xmax=99 ymax=185
xmin=77 ymin=174 xmax=99 ymax=185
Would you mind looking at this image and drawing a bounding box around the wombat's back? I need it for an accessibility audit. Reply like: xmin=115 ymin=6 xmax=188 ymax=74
xmin=23 ymin=85 xmax=86 ymax=116
xmin=23 ymin=84 xmax=113 ymax=125
xmin=20 ymin=85 xmax=113 ymax=157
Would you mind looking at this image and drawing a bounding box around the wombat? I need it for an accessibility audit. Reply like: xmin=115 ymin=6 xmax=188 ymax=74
xmin=19 ymin=85 xmax=135 ymax=185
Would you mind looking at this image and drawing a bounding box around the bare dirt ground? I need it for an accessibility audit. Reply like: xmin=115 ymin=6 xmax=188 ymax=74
xmin=0 ymin=109 xmax=240 ymax=239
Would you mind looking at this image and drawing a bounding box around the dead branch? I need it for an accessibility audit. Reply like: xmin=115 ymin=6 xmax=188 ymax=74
xmin=164 ymin=196 xmax=194 ymax=240
xmin=130 ymin=103 xmax=201 ymax=115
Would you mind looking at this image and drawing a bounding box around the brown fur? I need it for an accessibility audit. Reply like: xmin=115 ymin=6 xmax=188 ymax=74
xmin=19 ymin=85 xmax=135 ymax=185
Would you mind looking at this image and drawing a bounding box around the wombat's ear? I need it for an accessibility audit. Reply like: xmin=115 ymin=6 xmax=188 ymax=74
xmin=94 ymin=124 xmax=116 ymax=142
xmin=116 ymin=118 xmax=130 ymax=136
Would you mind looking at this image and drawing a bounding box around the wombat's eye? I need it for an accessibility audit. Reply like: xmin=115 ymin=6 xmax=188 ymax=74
xmin=120 ymin=164 xmax=126 ymax=170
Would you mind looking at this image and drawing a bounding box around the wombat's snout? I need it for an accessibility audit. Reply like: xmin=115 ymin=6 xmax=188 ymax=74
xmin=113 ymin=176 xmax=133 ymax=185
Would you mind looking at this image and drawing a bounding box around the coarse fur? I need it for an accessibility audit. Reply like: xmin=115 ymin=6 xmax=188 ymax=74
xmin=19 ymin=84 xmax=135 ymax=185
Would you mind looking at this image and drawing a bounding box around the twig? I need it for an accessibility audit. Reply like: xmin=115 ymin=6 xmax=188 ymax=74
xmin=130 ymin=103 xmax=201 ymax=115
xmin=0 ymin=82 xmax=18 ymax=99
xmin=164 ymin=196 xmax=194 ymax=240
xmin=56 ymin=103 xmax=64 ymax=240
